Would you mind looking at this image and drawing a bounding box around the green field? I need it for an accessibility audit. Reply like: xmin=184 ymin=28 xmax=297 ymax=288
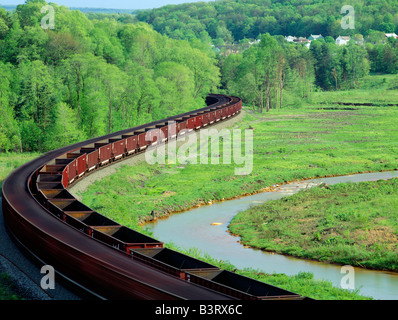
xmin=310 ymin=74 xmax=398 ymax=105
xmin=229 ymin=179 xmax=398 ymax=272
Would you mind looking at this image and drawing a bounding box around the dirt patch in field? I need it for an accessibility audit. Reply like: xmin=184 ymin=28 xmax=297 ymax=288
xmin=351 ymin=227 xmax=398 ymax=249
xmin=162 ymin=190 xmax=176 ymax=197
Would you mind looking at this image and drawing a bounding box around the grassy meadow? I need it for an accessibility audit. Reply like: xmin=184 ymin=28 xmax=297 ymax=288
xmin=229 ymin=179 xmax=398 ymax=272
xmin=310 ymin=74 xmax=398 ymax=105
xmin=227 ymin=73 xmax=398 ymax=272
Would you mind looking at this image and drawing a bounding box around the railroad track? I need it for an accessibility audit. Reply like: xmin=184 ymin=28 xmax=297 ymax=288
xmin=2 ymin=94 xmax=305 ymax=300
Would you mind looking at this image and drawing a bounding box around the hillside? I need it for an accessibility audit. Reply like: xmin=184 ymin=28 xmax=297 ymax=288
xmin=0 ymin=1 xmax=219 ymax=153
xmin=136 ymin=0 xmax=398 ymax=43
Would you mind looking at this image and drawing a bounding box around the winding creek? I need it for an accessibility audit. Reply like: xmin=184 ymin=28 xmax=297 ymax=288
xmin=146 ymin=171 xmax=398 ymax=300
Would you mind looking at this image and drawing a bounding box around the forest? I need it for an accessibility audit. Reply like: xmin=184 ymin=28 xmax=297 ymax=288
xmin=0 ymin=0 xmax=220 ymax=153
xmin=136 ymin=0 xmax=398 ymax=43
xmin=0 ymin=0 xmax=397 ymax=153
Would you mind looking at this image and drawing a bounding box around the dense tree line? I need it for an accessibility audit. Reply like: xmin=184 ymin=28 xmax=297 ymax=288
xmin=136 ymin=0 xmax=398 ymax=44
xmin=1 ymin=0 xmax=397 ymax=153
xmin=136 ymin=0 xmax=398 ymax=76
xmin=366 ymin=38 xmax=398 ymax=74
xmin=135 ymin=0 xmax=398 ymax=106
xmin=0 ymin=1 xmax=220 ymax=153
xmin=219 ymin=33 xmax=371 ymax=112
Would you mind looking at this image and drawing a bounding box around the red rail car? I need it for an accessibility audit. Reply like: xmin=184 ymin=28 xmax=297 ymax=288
xmin=202 ymin=112 xmax=210 ymax=126
xmin=122 ymin=134 xmax=138 ymax=155
xmin=66 ymin=152 xmax=87 ymax=178
xmin=135 ymin=130 xmax=148 ymax=150
xmin=155 ymin=123 xmax=168 ymax=142
xmin=186 ymin=117 xmax=195 ymax=131
xmin=109 ymin=138 xmax=126 ymax=160
xmin=194 ymin=115 xmax=203 ymax=129
xmin=216 ymin=109 xmax=222 ymax=121
xmin=95 ymin=142 xmax=112 ymax=165
xmin=80 ymin=147 xmax=99 ymax=172
xmin=121 ymin=134 xmax=136 ymax=155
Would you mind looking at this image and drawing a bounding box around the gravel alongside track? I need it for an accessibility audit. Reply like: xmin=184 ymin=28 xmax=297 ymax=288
xmin=0 ymin=198 xmax=82 ymax=300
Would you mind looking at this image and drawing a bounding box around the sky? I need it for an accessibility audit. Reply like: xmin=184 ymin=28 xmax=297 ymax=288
xmin=0 ymin=0 xmax=214 ymax=10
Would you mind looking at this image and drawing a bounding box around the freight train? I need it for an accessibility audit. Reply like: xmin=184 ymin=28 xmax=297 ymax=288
xmin=2 ymin=94 xmax=306 ymax=300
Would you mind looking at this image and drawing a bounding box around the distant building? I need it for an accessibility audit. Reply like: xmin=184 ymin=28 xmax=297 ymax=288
xmin=308 ymin=34 xmax=324 ymax=41
xmin=294 ymin=37 xmax=309 ymax=44
xmin=285 ymin=36 xmax=297 ymax=42
xmin=248 ymin=39 xmax=261 ymax=46
xmin=385 ymin=33 xmax=398 ymax=39
xmin=336 ymin=36 xmax=351 ymax=45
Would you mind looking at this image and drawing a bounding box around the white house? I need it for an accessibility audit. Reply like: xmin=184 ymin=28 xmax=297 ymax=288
xmin=336 ymin=36 xmax=351 ymax=45
xmin=385 ymin=33 xmax=398 ymax=39
xmin=285 ymin=36 xmax=297 ymax=42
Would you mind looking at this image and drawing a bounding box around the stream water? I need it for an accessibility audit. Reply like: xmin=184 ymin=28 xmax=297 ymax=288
xmin=146 ymin=171 xmax=398 ymax=300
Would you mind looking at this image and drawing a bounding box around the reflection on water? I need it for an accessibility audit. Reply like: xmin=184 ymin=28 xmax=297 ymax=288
xmin=146 ymin=171 xmax=398 ymax=300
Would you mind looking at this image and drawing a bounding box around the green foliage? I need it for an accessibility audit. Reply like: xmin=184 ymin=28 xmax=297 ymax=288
xmin=1 ymin=1 xmax=396 ymax=150
xmin=366 ymin=41 xmax=398 ymax=74
xmin=0 ymin=62 xmax=21 ymax=152
xmin=0 ymin=273 xmax=21 ymax=300
xmin=136 ymin=0 xmax=398 ymax=99
xmin=0 ymin=1 xmax=220 ymax=153
xmin=310 ymin=41 xmax=370 ymax=90
xmin=136 ymin=0 xmax=398 ymax=43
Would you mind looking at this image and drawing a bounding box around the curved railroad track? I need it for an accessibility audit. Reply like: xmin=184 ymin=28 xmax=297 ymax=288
xmin=2 ymin=94 xmax=305 ymax=300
